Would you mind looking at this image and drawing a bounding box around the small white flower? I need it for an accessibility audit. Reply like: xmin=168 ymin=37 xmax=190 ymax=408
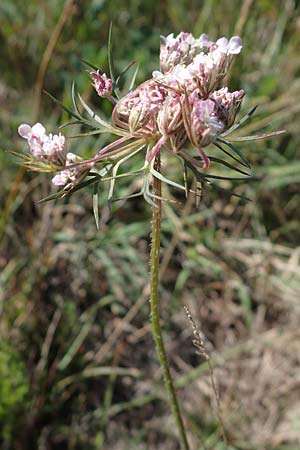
xmin=51 ymin=153 xmax=85 ymax=187
xmin=18 ymin=122 xmax=66 ymax=165
xmin=152 ymin=70 xmax=164 ymax=79
xmin=52 ymin=171 xmax=70 ymax=186
xmin=215 ymin=36 xmax=242 ymax=55
xmin=193 ymin=33 xmax=212 ymax=50
xmin=172 ymin=64 xmax=192 ymax=83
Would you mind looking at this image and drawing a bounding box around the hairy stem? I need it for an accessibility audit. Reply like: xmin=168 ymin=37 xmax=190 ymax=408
xmin=150 ymin=154 xmax=190 ymax=450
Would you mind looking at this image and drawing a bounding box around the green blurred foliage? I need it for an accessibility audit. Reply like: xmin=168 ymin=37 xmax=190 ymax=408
xmin=0 ymin=342 xmax=29 ymax=441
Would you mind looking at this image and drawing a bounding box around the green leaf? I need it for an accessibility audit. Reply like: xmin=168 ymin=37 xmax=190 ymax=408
xmin=208 ymin=156 xmax=251 ymax=176
xmin=228 ymin=129 xmax=286 ymax=142
xmin=37 ymin=174 xmax=102 ymax=204
xmin=43 ymin=90 xmax=81 ymax=121
xmin=222 ymin=105 xmax=258 ymax=137
xmin=183 ymin=160 xmax=188 ymax=198
xmin=111 ymin=190 xmax=143 ymax=203
xmin=216 ymin=137 xmax=251 ymax=168
xmin=201 ymin=173 xmax=257 ymax=181
xmin=185 ymin=160 xmax=252 ymax=201
xmin=185 ymin=157 xmax=255 ymax=181
xmin=37 ymin=190 xmax=68 ymax=203
xmin=115 ymin=60 xmax=136 ymax=87
xmin=81 ymin=59 xmax=101 ymax=71
xmin=214 ymin=141 xmax=248 ymax=168
xmin=68 ymin=130 xmax=112 ymax=138
xmin=128 ymin=64 xmax=139 ymax=93
xmin=108 ymin=146 xmax=145 ymax=202
xmin=195 ymin=181 xmax=202 ymax=208
xmin=93 ymin=182 xmax=100 ymax=230
xmin=71 ymin=81 xmax=80 ymax=116
xmin=77 ymin=93 xmax=110 ymax=129
xmin=150 ymin=166 xmax=186 ymax=192
xmin=107 ymin=22 xmax=115 ymax=84
xmin=59 ymin=120 xmax=83 ymax=129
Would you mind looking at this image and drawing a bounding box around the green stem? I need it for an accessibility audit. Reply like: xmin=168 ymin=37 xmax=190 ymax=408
xmin=150 ymin=155 xmax=190 ymax=450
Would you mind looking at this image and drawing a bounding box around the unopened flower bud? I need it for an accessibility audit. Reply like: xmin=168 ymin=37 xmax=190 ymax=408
xmin=157 ymin=94 xmax=182 ymax=136
xmin=211 ymin=87 xmax=244 ymax=128
xmin=184 ymin=98 xmax=224 ymax=159
xmin=90 ymin=71 xmax=113 ymax=97
xmin=160 ymin=32 xmax=196 ymax=73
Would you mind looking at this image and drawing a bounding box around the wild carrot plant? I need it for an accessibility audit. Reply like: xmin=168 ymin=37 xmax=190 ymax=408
xmin=15 ymin=28 xmax=284 ymax=449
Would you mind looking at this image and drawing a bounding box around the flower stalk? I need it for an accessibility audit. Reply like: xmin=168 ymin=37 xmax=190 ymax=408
xmin=150 ymin=154 xmax=190 ymax=450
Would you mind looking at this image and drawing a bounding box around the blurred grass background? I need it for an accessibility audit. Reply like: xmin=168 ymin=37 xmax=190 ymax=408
xmin=1 ymin=0 xmax=300 ymax=449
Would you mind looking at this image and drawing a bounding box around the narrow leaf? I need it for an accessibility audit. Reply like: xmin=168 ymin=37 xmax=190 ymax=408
xmin=208 ymin=156 xmax=251 ymax=176
xmin=68 ymin=129 xmax=111 ymax=138
xmin=227 ymin=129 xmax=286 ymax=142
xmin=59 ymin=120 xmax=83 ymax=129
xmin=37 ymin=175 xmax=101 ymax=204
xmin=201 ymin=173 xmax=256 ymax=181
xmin=37 ymin=190 xmax=69 ymax=203
xmin=150 ymin=167 xmax=186 ymax=192
xmin=195 ymin=181 xmax=202 ymax=208
xmin=81 ymin=59 xmax=101 ymax=71
xmin=93 ymin=182 xmax=100 ymax=230
xmin=108 ymin=22 xmax=115 ymax=83
xmin=115 ymin=60 xmax=136 ymax=87
xmin=185 ymin=160 xmax=252 ymax=201
xmin=183 ymin=161 xmax=188 ymax=198
xmin=128 ymin=64 xmax=139 ymax=92
xmin=222 ymin=105 xmax=258 ymax=137
xmin=71 ymin=81 xmax=80 ymax=115
xmin=77 ymin=93 xmax=110 ymax=129
xmin=214 ymin=141 xmax=248 ymax=168
xmin=217 ymin=137 xmax=251 ymax=168
xmin=44 ymin=90 xmax=81 ymax=120
xmin=111 ymin=191 xmax=143 ymax=202
xmin=108 ymin=146 xmax=144 ymax=201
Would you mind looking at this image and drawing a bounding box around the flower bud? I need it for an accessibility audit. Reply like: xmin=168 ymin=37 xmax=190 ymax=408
xmin=160 ymin=32 xmax=196 ymax=73
xmin=157 ymin=94 xmax=182 ymax=136
xmin=210 ymin=87 xmax=245 ymax=128
xmin=184 ymin=98 xmax=224 ymax=156
xmin=90 ymin=71 xmax=113 ymax=97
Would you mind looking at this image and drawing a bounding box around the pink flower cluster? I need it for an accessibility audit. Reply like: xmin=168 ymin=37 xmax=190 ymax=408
xmin=91 ymin=32 xmax=244 ymax=166
xmin=51 ymin=152 xmax=87 ymax=187
xmin=90 ymin=71 xmax=113 ymax=98
xmin=18 ymin=123 xmax=87 ymax=187
xmin=17 ymin=31 xmax=245 ymax=189
xmin=159 ymin=32 xmax=242 ymax=74
xmin=18 ymin=123 xmax=66 ymax=166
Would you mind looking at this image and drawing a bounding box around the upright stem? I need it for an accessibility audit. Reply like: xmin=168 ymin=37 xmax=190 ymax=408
xmin=150 ymin=155 xmax=190 ymax=450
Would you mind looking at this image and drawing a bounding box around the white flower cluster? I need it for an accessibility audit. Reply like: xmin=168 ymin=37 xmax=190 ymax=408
xmin=159 ymin=32 xmax=242 ymax=75
xmin=17 ymin=31 xmax=246 ymax=189
xmin=18 ymin=123 xmax=87 ymax=187
xmin=109 ymin=32 xmax=244 ymax=165
xmin=18 ymin=123 xmax=66 ymax=166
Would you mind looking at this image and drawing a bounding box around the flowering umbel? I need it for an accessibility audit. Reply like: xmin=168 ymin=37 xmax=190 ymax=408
xmin=18 ymin=123 xmax=66 ymax=166
xmin=17 ymin=122 xmax=89 ymax=189
xmin=16 ymin=31 xmax=284 ymax=206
